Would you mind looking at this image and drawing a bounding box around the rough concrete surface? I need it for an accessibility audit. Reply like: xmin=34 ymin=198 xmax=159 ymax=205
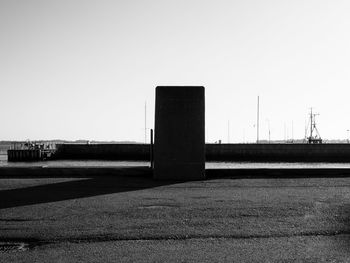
xmin=1 ymin=173 xmax=350 ymax=262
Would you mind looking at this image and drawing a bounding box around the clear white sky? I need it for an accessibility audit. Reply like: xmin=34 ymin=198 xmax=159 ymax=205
xmin=1 ymin=0 xmax=350 ymax=142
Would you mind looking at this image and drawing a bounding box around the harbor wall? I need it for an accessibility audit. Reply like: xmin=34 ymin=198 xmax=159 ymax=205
xmin=54 ymin=144 xmax=150 ymax=160
xmin=206 ymin=144 xmax=350 ymax=162
xmin=7 ymin=149 xmax=42 ymax=161
xmin=54 ymin=143 xmax=350 ymax=162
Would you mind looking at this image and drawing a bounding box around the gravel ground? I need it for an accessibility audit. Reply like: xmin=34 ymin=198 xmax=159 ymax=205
xmin=1 ymin=174 xmax=350 ymax=262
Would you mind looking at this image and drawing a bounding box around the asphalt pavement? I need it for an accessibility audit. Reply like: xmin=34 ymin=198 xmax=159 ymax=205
xmin=1 ymin=173 xmax=350 ymax=262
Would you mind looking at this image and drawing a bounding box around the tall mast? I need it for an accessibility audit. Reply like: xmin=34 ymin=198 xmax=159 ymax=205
xmin=310 ymin=107 xmax=313 ymax=140
xmin=228 ymin=120 xmax=230 ymax=143
xmin=267 ymin=119 xmax=271 ymax=143
xmin=308 ymin=107 xmax=322 ymax=144
xmin=144 ymin=101 xmax=147 ymax=144
xmin=257 ymin=96 xmax=260 ymax=144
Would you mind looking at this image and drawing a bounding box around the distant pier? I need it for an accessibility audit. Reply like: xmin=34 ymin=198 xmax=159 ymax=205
xmin=7 ymin=142 xmax=56 ymax=162
xmin=7 ymin=149 xmax=42 ymax=161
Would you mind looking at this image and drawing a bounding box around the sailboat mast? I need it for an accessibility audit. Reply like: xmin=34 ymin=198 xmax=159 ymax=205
xmin=310 ymin=108 xmax=313 ymax=140
xmin=145 ymin=101 xmax=147 ymax=144
xmin=228 ymin=120 xmax=230 ymax=143
xmin=257 ymin=96 xmax=260 ymax=144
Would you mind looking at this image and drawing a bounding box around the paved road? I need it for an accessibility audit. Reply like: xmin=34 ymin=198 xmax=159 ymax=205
xmin=1 ymin=174 xmax=350 ymax=262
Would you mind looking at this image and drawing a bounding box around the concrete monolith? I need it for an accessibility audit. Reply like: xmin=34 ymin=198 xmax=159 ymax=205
xmin=154 ymin=86 xmax=205 ymax=180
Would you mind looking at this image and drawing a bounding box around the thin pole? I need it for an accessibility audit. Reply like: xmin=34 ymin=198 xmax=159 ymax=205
xmin=310 ymin=108 xmax=313 ymax=140
xmin=257 ymin=96 xmax=260 ymax=144
xmin=144 ymin=101 xmax=147 ymax=144
xmin=228 ymin=120 xmax=230 ymax=143
xmin=150 ymin=129 xmax=154 ymax=168
xmin=267 ymin=119 xmax=270 ymax=143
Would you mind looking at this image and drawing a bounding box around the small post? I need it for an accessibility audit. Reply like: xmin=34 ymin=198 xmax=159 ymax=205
xmin=150 ymin=128 xmax=154 ymax=169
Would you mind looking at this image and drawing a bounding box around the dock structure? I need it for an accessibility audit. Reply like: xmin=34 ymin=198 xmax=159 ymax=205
xmin=7 ymin=149 xmax=42 ymax=161
xmin=7 ymin=142 xmax=56 ymax=162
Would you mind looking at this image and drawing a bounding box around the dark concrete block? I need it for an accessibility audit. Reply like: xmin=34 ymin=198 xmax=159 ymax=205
xmin=154 ymin=86 xmax=205 ymax=180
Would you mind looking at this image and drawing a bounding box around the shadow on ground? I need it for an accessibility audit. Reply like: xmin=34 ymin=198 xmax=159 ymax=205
xmin=0 ymin=178 xmax=169 ymax=209
xmin=2 ymin=167 xmax=350 ymax=210
xmin=0 ymin=167 xmax=172 ymax=209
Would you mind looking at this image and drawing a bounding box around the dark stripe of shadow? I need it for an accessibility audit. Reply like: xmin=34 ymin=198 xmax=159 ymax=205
xmin=0 ymin=176 xmax=169 ymax=209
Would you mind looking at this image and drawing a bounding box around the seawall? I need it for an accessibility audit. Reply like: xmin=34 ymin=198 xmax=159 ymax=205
xmin=54 ymin=144 xmax=150 ymax=160
xmin=206 ymin=143 xmax=350 ymax=162
xmin=7 ymin=149 xmax=42 ymax=161
xmin=53 ymin=143 xmax=350 ymax=162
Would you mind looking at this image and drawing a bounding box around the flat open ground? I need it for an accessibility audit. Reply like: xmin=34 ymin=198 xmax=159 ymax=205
xmin=1 ymin=168 xmax=350 ymax=262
